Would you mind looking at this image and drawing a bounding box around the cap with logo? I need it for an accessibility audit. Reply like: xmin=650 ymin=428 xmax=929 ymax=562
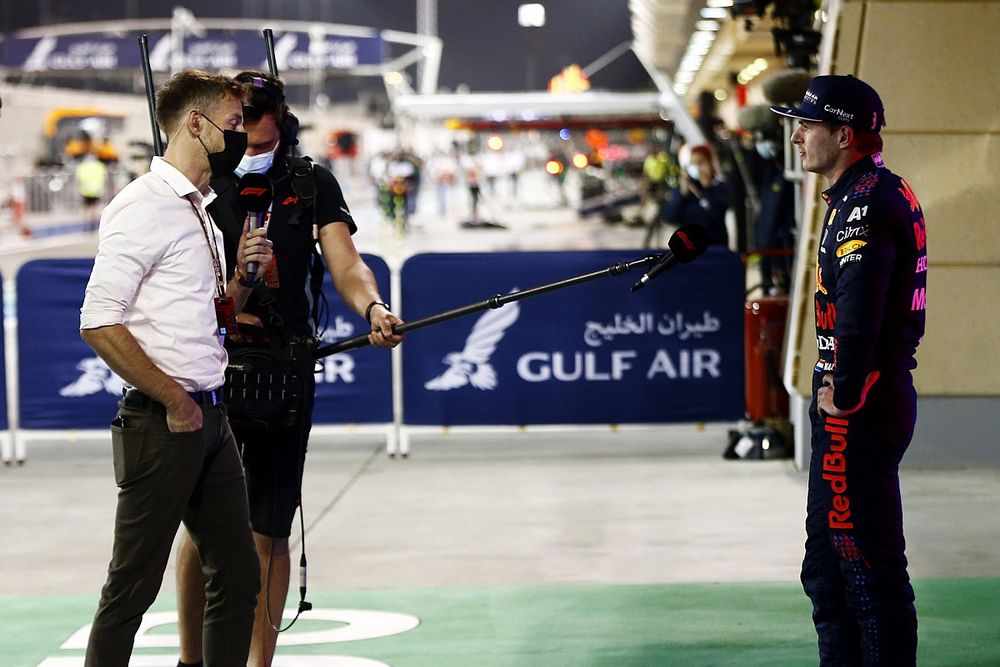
xmin=769 ymin=74 xmax=886 ymax=132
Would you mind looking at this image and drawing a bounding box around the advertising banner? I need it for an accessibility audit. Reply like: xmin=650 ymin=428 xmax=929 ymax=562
xmin=16 ymin=255 xmax=391 ymax=430
xmin=400 ymin=248 xmax=745 ymax=425
xmin=1 ymin=30 xmax=383 ymax=72
xmin=311 ymin=254 xmax=393 ymax=424
xmin=17 ymin=259 xmax=118 ymax=429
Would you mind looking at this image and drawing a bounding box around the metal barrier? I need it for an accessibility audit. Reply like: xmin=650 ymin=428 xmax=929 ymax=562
xmin=19 ymin=166 xmax=129 ymax=214
xmin=24 ymin=167 xmax=80 ymax=214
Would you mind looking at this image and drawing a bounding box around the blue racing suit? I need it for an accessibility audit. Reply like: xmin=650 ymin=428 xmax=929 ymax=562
xmin=805 ymin=152 xmax=928 ymax=665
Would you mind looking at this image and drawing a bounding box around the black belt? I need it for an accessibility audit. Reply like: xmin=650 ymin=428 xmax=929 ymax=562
xmin=122 ymin=387 xmax=224 ymax=409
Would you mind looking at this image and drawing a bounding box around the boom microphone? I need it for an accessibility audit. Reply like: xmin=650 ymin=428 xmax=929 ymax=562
xmin=631 ymin=223 xmax=710 ymax=292
xmin=237 ymin=172 xmax=273 ymax=283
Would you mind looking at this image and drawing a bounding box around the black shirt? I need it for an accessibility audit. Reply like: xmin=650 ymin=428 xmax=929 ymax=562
xmin=661 ymin=179 xmax=732 ymax=246
xmin=755 ymin=159 xmax=797 ymax=247
xmin=210 ymin=157 xmax=357 ymax=337
xmin=814 ymin=153 xmax=927 ymax=410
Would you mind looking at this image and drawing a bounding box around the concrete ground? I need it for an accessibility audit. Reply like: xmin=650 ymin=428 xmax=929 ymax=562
xmin=2 ymin=427 xmax=998 ymax=600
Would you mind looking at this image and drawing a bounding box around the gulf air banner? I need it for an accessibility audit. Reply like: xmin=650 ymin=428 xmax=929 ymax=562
xmin=311 ymin=254 xmax=392 ymax=424
xmin=17 ymin=259 xmax=116 ymax=429
xmin=400 ymin=249 xmax=744 ymax=425
xmin=15 ymin=257 xmax=391 ymax=429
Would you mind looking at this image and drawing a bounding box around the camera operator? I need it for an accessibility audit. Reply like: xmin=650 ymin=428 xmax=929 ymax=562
xmin=174 ymin=71 xmax=403 ymax=667
xmin=661 ymin=144 xmax=731 ymax=246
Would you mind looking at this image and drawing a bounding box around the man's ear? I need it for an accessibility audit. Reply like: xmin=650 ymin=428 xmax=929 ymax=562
xmin=838 ymin=125 xmax=853 ymax=149
xmin=186 ymin=109 xmax=202 ymax=137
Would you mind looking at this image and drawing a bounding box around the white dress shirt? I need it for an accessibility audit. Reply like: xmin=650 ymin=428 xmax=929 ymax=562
xmin=80 ymin=157 xmax=228 ymax=392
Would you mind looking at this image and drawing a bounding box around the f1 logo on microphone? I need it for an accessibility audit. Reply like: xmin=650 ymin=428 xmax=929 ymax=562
xmin=240 ymin=186 xmax=270 ymax=197
xmin=677 ymin=231 xmax=696 ymax=251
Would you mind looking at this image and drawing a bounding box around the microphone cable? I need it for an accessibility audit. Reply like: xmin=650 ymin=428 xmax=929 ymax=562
xmin=265 ymin=383 xmax=313 ymax=633
xmin=265 ymin=499 xmax=312 ymax=633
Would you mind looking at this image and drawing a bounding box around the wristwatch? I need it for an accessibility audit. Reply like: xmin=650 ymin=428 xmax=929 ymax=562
xmin=365 ymin=300 xmax=390 ymax=325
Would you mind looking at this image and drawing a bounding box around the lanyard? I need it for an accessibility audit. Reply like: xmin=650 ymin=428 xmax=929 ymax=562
xmin=187 ymin=195 xmax=226 ymax=298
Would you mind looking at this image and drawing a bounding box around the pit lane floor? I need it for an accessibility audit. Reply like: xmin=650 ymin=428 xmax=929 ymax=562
xmin=2 ymin=430 xmax=998 ymax=666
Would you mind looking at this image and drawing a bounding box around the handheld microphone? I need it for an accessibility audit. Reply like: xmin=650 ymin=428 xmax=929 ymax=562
xmin=631 ymin=223 xmax=710 ymax=292
xmin=237 ymin=172 xmax=273 ymax=283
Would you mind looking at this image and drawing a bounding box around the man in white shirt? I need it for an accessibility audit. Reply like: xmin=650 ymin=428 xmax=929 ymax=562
xmin=79 ymin=69 xmax=273 ymax=667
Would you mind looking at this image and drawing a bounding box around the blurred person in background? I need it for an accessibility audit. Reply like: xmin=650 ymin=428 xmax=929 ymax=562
xmin=481 ymin=145 xmax=504 ymax=197
xmin=739 ymin=104 xmax=798 ymax=295
xmin=401 ymin=147 xmax=423 ymax=216
xmin=386 ymin=149 xmax=417 ymax=226
xmin=661 ymin=144 xmax=731 ymax=246
xmin=505 ymin=146 xmax=526 ymax=200
xmin=636 ymin=146 xmax=669 ymax=226
xmin=75 ymin=151 xmax=108 ymax=232
xmin=427 ymin=147 xmax=457 ymax=217
xmin=460 ymin=150 xmax=483 ymax=220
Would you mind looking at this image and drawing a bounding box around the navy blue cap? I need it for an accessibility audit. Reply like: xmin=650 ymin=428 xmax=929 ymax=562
xmin=770 ymin=74 xmax=886 ymax=132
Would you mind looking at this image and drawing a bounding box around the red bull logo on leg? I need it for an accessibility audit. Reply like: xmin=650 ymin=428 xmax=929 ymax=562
xmin=823 ymin=416 xmax=853 ymax=530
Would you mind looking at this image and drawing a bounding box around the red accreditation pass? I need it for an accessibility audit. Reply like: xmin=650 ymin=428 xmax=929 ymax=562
xmin=214 ymin=295 xmax=238 ymax=336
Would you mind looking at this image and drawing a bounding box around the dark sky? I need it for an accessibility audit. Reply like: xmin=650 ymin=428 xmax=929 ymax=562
xmin=0 ymin=0 xmax=650 ymax=93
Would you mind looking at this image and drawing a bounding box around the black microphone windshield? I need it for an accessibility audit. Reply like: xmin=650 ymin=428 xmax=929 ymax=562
xmin=629 ymin=223 xmax=711 ymax=292
xmin=237 ymin=172 xmax=273 ymax=212
xmin=667 ymin=223 xmax=710 ymax=263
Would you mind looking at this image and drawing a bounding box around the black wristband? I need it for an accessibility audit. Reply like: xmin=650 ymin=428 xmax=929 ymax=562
xmin=236 ymin=267 xmax=262 ymax=289
xmin=365 ymin=300 xmax=389 ymax=325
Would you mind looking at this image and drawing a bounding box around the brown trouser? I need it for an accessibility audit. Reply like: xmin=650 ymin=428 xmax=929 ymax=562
xmin=85 ymin=395 xmax=260 ymax=667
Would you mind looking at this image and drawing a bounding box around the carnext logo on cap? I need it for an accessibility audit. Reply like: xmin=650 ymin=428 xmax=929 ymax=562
xmin=825 ymin=105 xmax=854 ymax=122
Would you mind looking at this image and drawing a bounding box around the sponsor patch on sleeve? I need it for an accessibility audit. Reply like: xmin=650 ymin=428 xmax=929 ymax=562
xmin=839 ymin=253 xmax=863 ymax=268
xmin=836 ymin=239 xmax=867 ymax=258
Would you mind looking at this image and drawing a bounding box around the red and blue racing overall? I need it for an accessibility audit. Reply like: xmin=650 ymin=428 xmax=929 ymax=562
xmin=805 ymin=152 xmax=928 ymax=665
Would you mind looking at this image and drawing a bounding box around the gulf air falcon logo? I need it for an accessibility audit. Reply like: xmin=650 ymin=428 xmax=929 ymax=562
xmin=60 ymin=357 xmax=124 ymax=397
xmin=424 ymin=296 xmax=521 ymax=391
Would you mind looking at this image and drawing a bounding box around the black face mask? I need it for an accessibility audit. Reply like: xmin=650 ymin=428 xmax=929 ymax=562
xmin=198 ymin=113 xmax=248 ymax=177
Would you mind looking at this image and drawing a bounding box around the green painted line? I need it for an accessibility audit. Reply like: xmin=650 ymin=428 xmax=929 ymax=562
xmin=1 ymin=579 xmax=998 ymax=666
